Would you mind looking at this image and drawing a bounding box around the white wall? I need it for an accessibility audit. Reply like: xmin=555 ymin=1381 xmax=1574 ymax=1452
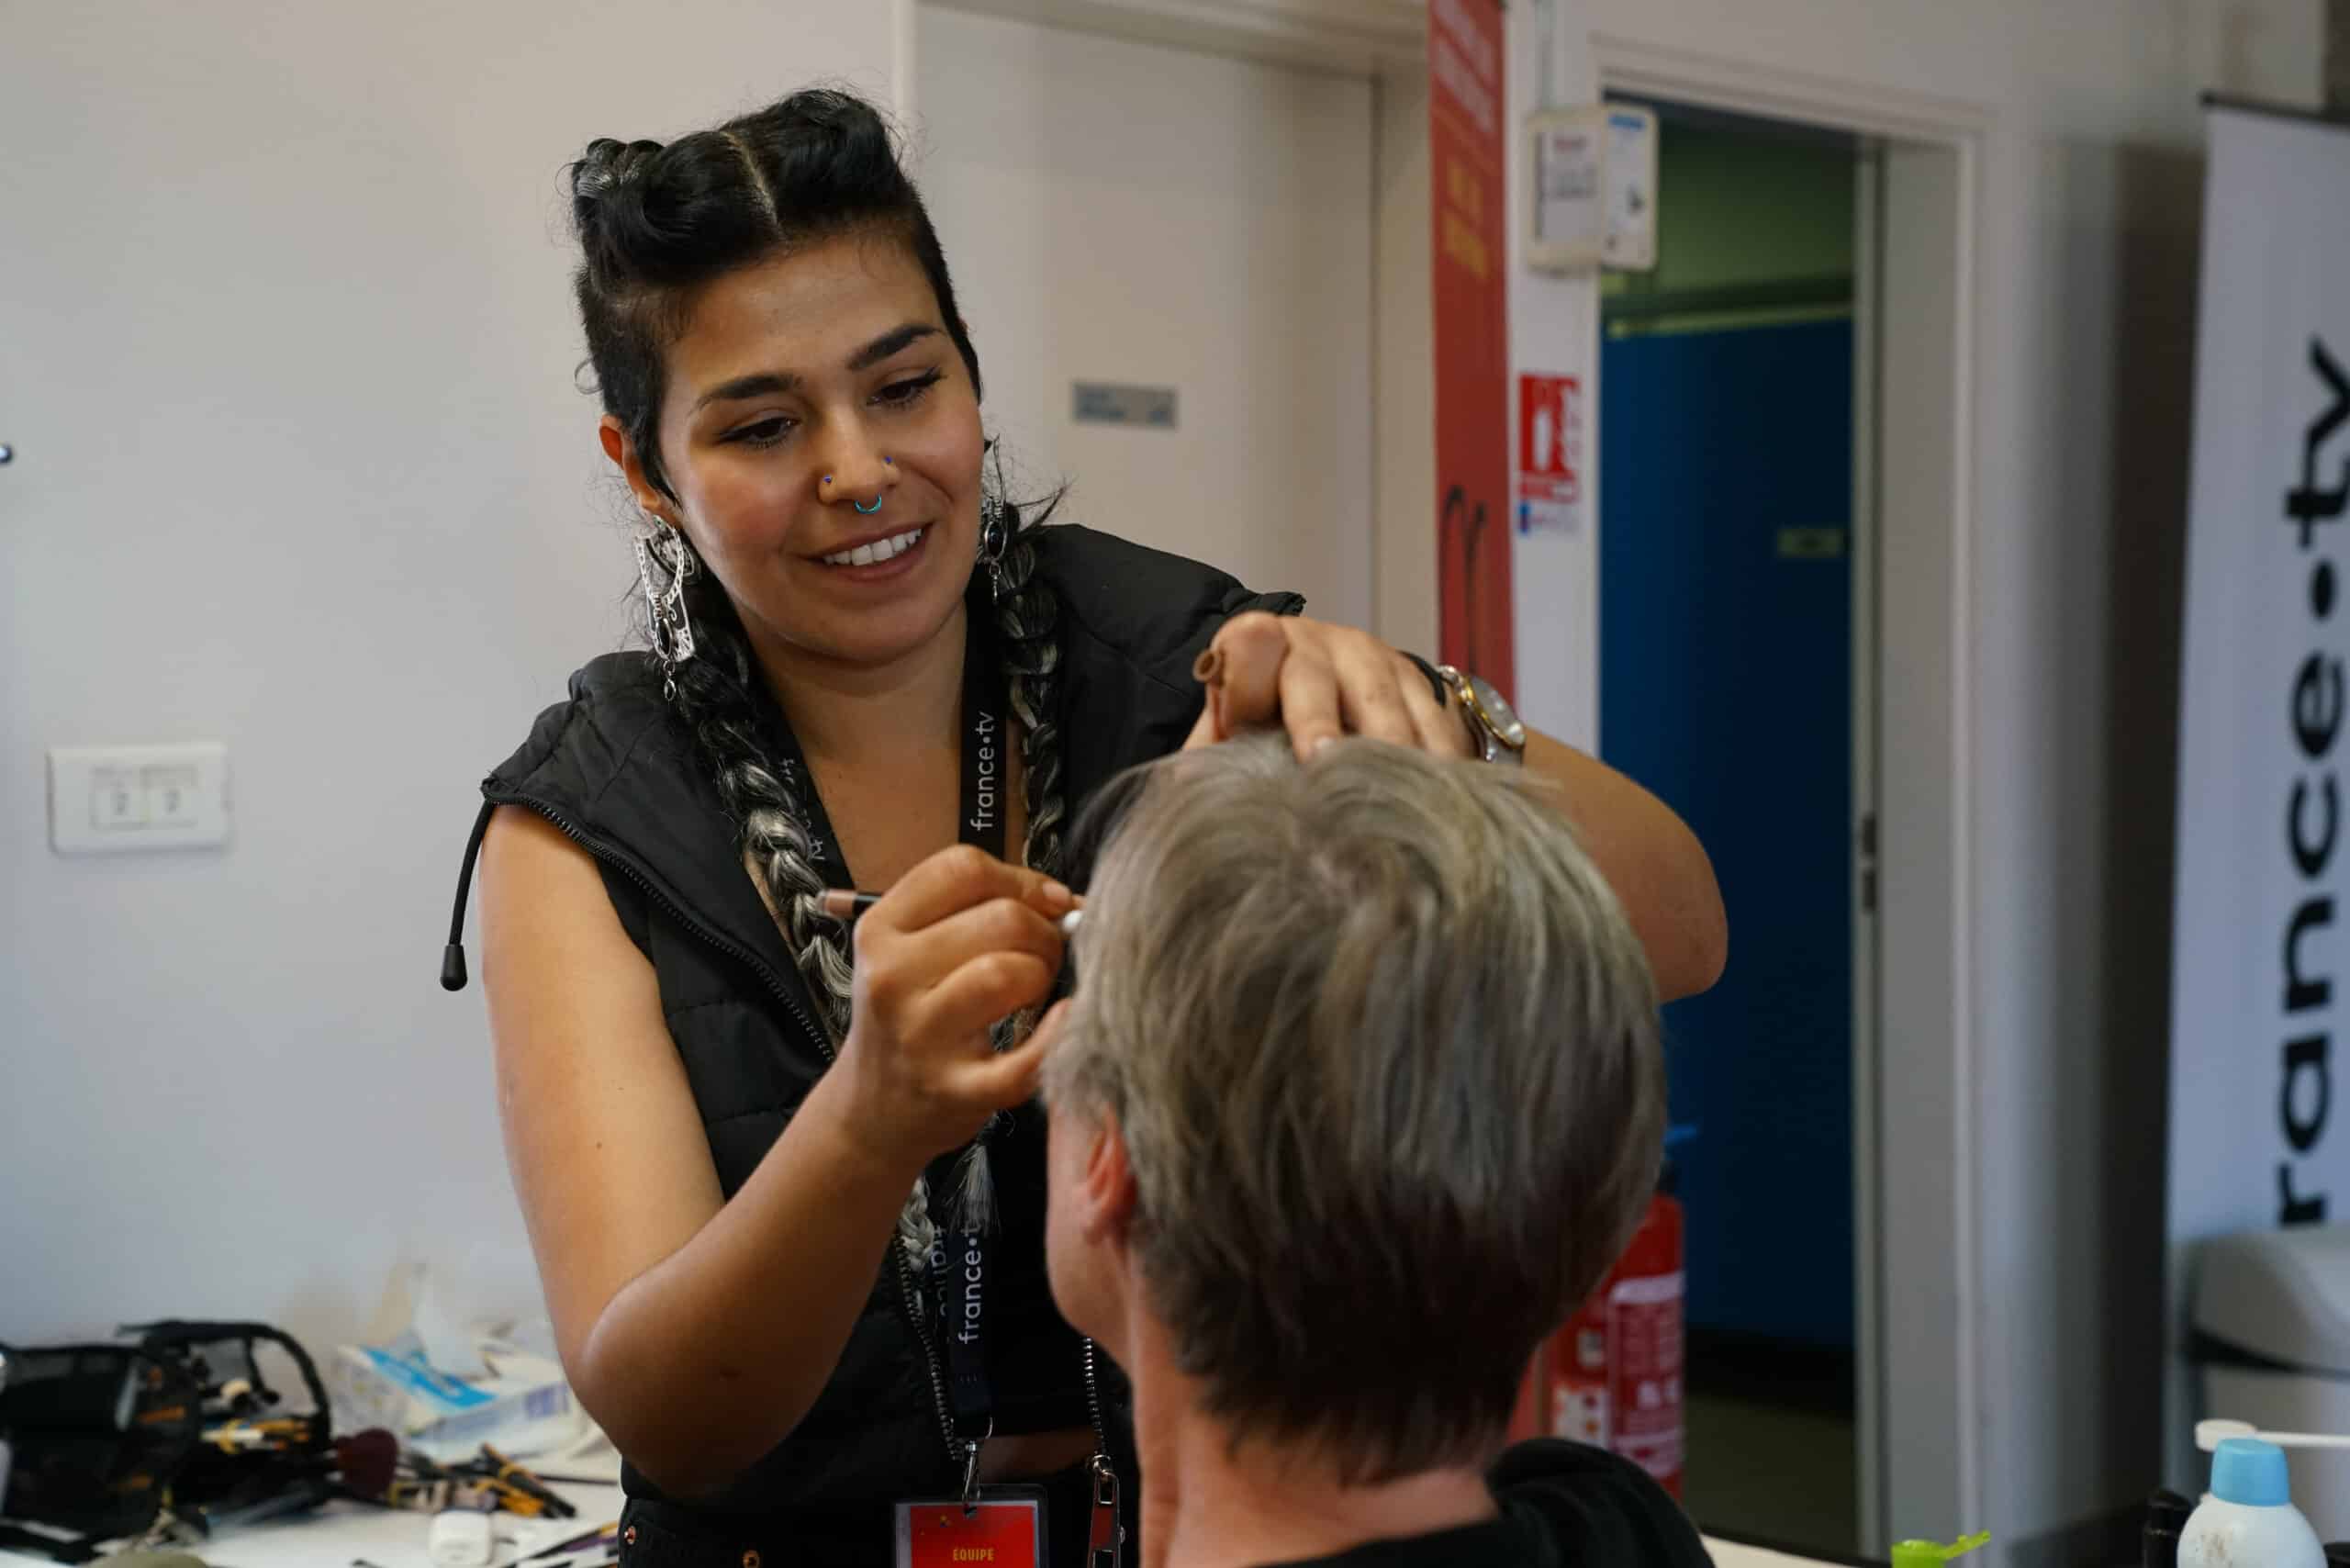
xmin=912 ymin=6 xmax=1374 ymax=629
xmin=0 ymin=1 xmax=899 ymax=1349
xmin=1522 ymin=0 xmax=2325 ymax=1557
xmin=1371 ymin=58 xmax=1438 ymax=660
xmin=920 ymin=0 xmax=1425 ymax=77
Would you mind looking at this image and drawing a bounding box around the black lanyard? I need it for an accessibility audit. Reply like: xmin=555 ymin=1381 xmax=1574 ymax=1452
xmin=759 ymin=591 xmax=1010 ymax=888
xmin=929 ymin=1226 xmax=994 ymax=1439
xmin=755 ymin=588 xmax=1011 ymax=1443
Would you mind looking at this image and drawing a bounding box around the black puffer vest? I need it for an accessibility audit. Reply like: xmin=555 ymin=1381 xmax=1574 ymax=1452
xmin=461 ymin=526 xmax=1300 ymax=1565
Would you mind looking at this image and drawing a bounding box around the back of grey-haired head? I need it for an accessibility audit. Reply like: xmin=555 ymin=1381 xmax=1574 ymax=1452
xmin=1046 ymin=734 xmax=1664 ymax=1482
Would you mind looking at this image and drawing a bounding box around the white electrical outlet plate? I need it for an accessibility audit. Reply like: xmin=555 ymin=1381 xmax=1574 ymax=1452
xmin=48 ymin=743 xmax=231 ymax=854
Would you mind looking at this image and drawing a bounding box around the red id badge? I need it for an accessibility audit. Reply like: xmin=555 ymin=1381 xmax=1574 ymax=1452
xmin=895 ymin=1487 xmax=1046 ymax=1568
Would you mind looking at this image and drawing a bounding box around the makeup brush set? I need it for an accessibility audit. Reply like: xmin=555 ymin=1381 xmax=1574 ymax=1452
xmin=0 ymin=1319 xmax=396 ymax=1562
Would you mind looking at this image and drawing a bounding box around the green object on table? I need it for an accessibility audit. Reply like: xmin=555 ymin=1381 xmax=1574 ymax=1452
xmin=99 ymin=1553 xmax=209 ymax=1567
xmin=1891 ymin=1531 xmax=1991 ymax=1568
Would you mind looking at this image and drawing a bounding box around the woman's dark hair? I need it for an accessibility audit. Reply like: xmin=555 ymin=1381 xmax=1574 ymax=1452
xmin=567 ymin=89 xmax=1065 ymax=1251
xmin=569 ymin=87 xmax=982 ymax=503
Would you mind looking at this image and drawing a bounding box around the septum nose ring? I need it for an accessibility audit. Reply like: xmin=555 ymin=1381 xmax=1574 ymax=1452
xmin=824 ymin=457 xmax=891 ymax=514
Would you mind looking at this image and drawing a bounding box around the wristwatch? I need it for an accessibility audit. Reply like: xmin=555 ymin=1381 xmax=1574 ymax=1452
xmin=1435 ymin=665 xmax=1528 ymax=766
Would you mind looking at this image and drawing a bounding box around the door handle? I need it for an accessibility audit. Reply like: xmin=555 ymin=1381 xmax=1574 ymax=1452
xmin=0 ymin=442 xmax=13 ymax=465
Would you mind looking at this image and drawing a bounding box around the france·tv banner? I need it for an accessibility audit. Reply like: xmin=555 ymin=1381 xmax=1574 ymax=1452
xmin=2166 ymin=100 xmax=2350 ymax=1471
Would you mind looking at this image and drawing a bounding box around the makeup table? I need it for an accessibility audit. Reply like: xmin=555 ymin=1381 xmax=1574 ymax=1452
xmin=1707 ymin=1537 xmax=1867 ymax=1568
xmin=0 ymin=1500 xmax=1843 ymax=1568
xmin=0 ymin=1479 xmax=626 ymax=1568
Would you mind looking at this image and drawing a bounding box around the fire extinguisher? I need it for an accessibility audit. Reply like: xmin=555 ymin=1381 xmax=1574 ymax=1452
xmin=1545 ymin=1191 xmax=1684 ymax=1495
xmin=1512 ymin=1128 xmax=1691 ymax=1495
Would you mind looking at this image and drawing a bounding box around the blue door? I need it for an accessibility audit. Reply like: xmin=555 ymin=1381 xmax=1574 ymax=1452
xmin=1600 ymin=318 xmax=1854 ymax=1350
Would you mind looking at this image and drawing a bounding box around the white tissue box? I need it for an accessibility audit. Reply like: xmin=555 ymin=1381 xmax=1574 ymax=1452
xmin=330 ymin=1332 xmax=574 ymax=1462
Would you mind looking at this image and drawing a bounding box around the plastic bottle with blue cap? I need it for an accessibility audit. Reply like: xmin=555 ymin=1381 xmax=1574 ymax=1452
xmin=2180 ymin=1437 xmax=2325 ymax=1568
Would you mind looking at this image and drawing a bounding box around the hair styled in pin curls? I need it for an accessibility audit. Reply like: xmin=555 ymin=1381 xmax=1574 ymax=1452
xmin=567 ymin=89 xmax=1069 ymax=1256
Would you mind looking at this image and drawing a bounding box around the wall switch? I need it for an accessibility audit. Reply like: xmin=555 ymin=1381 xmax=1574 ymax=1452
xmin=49 ymin=743 xmax=230 ymax=854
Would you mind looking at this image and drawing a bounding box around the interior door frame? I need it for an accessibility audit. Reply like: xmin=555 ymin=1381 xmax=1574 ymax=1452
xmin=1589 ymin=31 xmax=1987 ymax=1552
xmin=908 ymin=0 xmax=1392 ymax=638
xmin=907 ymin=0 xmax=1450 ymax=659
xmin=1850 ymin=134 xmax=1886 ymax=1555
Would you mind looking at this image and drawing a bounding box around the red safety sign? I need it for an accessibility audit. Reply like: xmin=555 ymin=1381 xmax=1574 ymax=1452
xmin=1516 ymin=373 xmax=1582 ymax=535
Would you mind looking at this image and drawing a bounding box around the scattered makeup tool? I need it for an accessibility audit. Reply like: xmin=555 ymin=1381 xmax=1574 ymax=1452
xmin=820 ymin=888 xmax=1082 ymax=938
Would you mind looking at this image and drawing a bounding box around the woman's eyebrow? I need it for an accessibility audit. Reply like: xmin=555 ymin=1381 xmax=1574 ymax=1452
xmin=689 ymin=325 xmax=939 ymax=412
xmin=692 ymin=371 xmax=797 ymax=413
xmin=847 ymin=322 xmax=940 ymax=372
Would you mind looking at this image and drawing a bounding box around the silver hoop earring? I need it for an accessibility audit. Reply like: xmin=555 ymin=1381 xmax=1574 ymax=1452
xmin=635 ymin=526 xmax=699 ymax=698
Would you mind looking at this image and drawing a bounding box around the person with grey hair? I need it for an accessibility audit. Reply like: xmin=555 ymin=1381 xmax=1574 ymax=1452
xmin=1035 ymin=734 xmax=1709 ymax=1568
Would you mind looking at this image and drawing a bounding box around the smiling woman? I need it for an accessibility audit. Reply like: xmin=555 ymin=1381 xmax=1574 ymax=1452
xmin=626 ymin=254 xmax=989 ymax=671
xmin=450 ymin=86 xmax=1722 ymax=1568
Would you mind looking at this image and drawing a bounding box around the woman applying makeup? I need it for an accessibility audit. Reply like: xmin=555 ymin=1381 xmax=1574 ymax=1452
xmin=451 ymin=86 xmax=1724 ymax=1566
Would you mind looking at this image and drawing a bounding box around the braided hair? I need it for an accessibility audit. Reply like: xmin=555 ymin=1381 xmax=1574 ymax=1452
xmin=566 ymin=89 xmax=1068 ymax=1261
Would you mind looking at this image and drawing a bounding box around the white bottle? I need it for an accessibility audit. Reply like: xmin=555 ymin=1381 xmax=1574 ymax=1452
xmin=2180 ymin=1437 xmax=2325 ymax=1568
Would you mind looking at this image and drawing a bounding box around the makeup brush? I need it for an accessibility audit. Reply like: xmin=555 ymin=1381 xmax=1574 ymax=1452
xmin=820 ymin=889 xmax=1082 ymax=938
xmin=332 ymin=1428 xmax=400 ymax=1501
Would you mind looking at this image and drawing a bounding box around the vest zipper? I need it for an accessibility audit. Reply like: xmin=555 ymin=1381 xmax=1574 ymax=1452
xmin=484 ymin=790 xmax=967 ymax=1466
xmin=1082 ymin=1339 xmax=1109 ymax=1459
xmin=1084 ymin=1338 xmax=1125 ymax=1567
xmin=894 ymin=1240 xmax=963 ymax=1465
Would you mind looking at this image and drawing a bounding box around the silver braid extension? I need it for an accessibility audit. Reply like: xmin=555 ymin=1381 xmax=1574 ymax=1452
xmin=994 ymin=522 xmax=1067 ymax=881
xmin=734 ymin=789 xmax=855 ymax=1030
xmin=727 ymin=756 xmax=938 ymax=1266
xmin=669 ymin=582 xmax=941 ymax=1269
